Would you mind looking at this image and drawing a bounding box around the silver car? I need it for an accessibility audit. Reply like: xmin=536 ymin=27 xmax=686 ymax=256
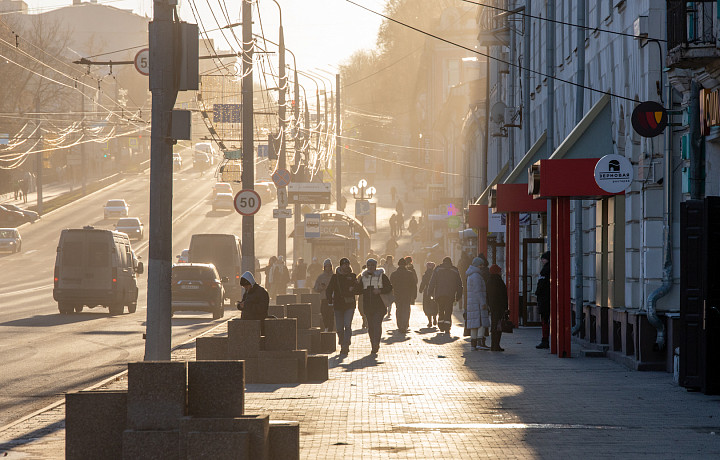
xmin=104 ymin=199 xmax=129 ymax=220
xmin=114 ymin=217 xmax=144 ymax=241
xmin=212 ymin=192 xmax=235 ymax=211
xmin=0 ymin=228 xmax=21 ymax=253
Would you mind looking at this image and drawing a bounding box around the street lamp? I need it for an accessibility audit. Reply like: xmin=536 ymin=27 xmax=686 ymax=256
xmin=350 ymin=179 xmax=375 ymax=229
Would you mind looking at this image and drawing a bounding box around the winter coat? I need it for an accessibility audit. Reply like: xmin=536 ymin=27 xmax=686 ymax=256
xmin=358 ymin=269 xmax=393 ymax=314
xmin=314 ymin=271 xmax=333 ymax=301
xmin=238 ymin=272 xmax=269 ymax=321
xmin=326 ymin=270 xmax=359 ymax=310
xmin=486 ymin=273 xmax=508 ymax=318
xmin=465 ymin=266 xmax=488 ymax=329
xmin=307 ymin=262 xmax=322 ymax=285
xmin=428 ymin=261 xmax=463 ymax=301
xmin=292 ymin=262 xmax=307 ymax=281
xmin=406 ymin=264 xmax=419 ymax=302
xmin=419 ymin=268 xmax=438 ymax=316
xmin=535 ymin=261 xmax=550 ymax=316
xmin=390 ymin=267 xmax=417 ymax=305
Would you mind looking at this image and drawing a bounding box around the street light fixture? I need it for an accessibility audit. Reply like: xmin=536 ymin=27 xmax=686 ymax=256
xmin=350 ymin=179 xmax=375 ymax=200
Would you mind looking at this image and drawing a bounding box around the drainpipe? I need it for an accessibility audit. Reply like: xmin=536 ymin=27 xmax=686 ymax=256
xmin=571 ymin=0 xmax=586 ymax=336
xmin=645 ymin=79 xmax=674 ymax=352
xmin=523 ymin=0 xmax=531 ymax=153
xmin=545 ymin=0 xmax=555 ymax=241
xmin=508 ymin=0 xmax=516 ymax=168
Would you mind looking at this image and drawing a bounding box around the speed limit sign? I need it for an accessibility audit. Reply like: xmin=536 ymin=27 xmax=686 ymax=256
xmin=234 ymin=189 xmax=261 ymax=216
xmin=134 ymin=48 xmax=149 ymax=76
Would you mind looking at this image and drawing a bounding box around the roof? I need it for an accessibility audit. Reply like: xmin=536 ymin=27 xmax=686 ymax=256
xmin=504 ymin=131 xmax=547 ymax=185
xmin=550 ymin=94 xmax=612 ymax=160
xmin=473 ymin=162 xmax=510 ymax=205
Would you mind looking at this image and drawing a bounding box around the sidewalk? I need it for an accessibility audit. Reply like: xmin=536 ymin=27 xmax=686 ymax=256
xmin=2 ymin=304 xmax=718 ymax=459
xmin=0 ymin=181 xmax=76 ymax=207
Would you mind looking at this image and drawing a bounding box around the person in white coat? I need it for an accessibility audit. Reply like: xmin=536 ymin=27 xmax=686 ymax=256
xmin=465 ymin=256 xmax=490 ymax=350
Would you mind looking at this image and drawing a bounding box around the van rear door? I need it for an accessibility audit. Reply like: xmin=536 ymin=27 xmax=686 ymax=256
xmin=82 ymin=231 xmax=113 ymax=291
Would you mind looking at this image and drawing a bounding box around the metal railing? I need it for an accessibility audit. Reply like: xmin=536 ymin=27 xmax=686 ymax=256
xmin=667 ymin=1 xmax=717 ymax=51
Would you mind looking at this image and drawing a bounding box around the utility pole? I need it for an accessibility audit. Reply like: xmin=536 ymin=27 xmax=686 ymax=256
xmin=80 ymin=83 xmax=87 ymax=196
xmin=277 ymin=22 xmax=287 ymax=261
xmin=34 ymin=99 xmax=42 ymax=214
xmin=335 ymin=73 xmax=342 ymax=211
xmin=241 ymin=0 xmax=255 ymax=274
xmin=145 ymin=0 xmax=179 ymax=361
xmin=292 ymin=67 xmax=300 ymax=262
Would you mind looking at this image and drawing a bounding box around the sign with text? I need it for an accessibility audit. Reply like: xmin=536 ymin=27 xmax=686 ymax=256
xmin=213 ymin=104 xmax=242 ymax=123
xmin=304 ymin=213 xmax=321 ymax=238
xmin=594 ymin=154 xmax=633 ymax=194
xmin=288 ymin=182 xmax=332 ymax=204
xmin=273 ymin=208 xmax=292 ymax=219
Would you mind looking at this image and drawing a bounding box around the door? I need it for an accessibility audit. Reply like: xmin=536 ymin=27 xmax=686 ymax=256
xmin=702 ymin=197 xmax=720 ymax=394
xmin=680 ymin=200 xmax=704 ymax=390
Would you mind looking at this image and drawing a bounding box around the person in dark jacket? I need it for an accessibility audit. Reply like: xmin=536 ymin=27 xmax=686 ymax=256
xmin=292 ymin=258 xmax=307 ymax=288
xmin=486 ymin=264 xmax=509 ymax=352
xmin=314 ymin=259 xmax=335 ymax=332
xmin=419 ymin=261 xmax=438 ymax=327
xmin=307 ymin=257 xmax=323 ymax=287
xmin=403 ymin=256 xmax=419 ymax=304
xmin=428 ymin=257 xmax=464 ymax=334
xmin=535 ymin=251 xmax=551 ymax=349
xmin=326 ymin=258 xmax=360 ymax=355
xmin=237 ymin=272 xmax=269 ymax=332
xmin=390 ymin=258 xmax=417 ymax=333
xmin=358 ymin=258 xmax=393 ymax=355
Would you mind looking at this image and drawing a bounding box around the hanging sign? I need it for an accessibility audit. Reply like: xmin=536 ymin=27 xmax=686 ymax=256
xmin=594 ymin=154 xmax=633 ymax=194
xmin=700 ymin=88 xmax=720 ymax=136
xmin=631 ymin=101 xmax=667 ymax=138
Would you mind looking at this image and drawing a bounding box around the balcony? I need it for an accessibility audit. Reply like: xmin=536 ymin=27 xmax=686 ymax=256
xmin=666 ymin=1 xmax=720 ymax=69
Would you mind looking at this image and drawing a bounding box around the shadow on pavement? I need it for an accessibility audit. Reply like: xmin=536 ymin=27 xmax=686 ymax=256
xmin=0 ymin=420 xmax=64 ymax=452
xmin=421 ymin=333 xmax=460 ymax=345
xmin=382 ymin=331 xmax=412 ymax=345
xmin=415 ymin=326 xmax=437 ymax=334
xmin=338 ymin=354 xmax=383 ymax=372
xmin=0 ymin=313 xmax=107 ymax=327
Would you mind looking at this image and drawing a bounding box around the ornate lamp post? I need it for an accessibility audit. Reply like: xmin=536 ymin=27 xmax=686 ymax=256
xmin=350 ymin=179 xmax=376 ymax=228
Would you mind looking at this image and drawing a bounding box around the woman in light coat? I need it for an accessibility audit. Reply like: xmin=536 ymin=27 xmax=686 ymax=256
xmin=465 ymin=257 xmax=490 ymax=350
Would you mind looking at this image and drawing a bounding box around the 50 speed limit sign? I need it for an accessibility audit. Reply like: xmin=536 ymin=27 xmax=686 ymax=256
xmin=234 ymin=189 xmax=261 ymax=216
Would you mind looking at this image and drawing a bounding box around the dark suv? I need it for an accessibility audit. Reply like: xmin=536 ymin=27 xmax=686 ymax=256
xmin=171 ymin=263 xmax=226 ymax=319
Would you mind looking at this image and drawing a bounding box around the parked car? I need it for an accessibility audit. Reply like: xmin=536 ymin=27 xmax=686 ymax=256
xmin=104 ymin=199 xmax=129 ymax=220
xmin=212 ymin=182 xmax=234 ymax=199
xmin=176 ymin=249 xmax=190 ymax=264
xmin=193 ymin=151 xmax=211 ymax=171
xmin=0 ymin=205 xmax=26 ymax=227
xmin=172 ymin=153 xmax=182 ymax=171
xmin=53 ymin=226 xmax=143 ymax=315
xmin=255 ymin=181 xmax=276 ymax=202
xmin=212 ymin=192 xmax=234 ymax=211
xmin=0 ymin=228 xmax=21 ymax=253
xmin=171 ymin=263 xmax=226 ymax=319
xmin=114 ymin=217 xmax=144 ymax=241
xmin=188 ymin=233 xmax=243 ymax=304
xmin=3 ymin=204 xmax=39 ymax=223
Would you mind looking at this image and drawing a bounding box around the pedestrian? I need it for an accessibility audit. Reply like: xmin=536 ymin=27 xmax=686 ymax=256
xmin=395 ymin=199 xmax=404 ymax=217
xmin=404 ymin=256 xmax=419 ymax=300
xmin=419 ymin=261 xmax=438 ymax=327
xmin=358 ymin=258 xmax=392 ymax=355
xmin=381 ymin=255 xmax=396 ymax=319
xmin=314 ymin=259 xmax=335 ymax=332
xmin=326 ymin=257 xmax=360 ymax=355
xmin=486 ymin=264 xmax=509 ymax=352
xmin=390 ymin=258 xmax=416 ymax=333
xmin=307 ymin=257 xmax=322 ymax=285
xmin=408 ymin=216 xmax=418 ymax=235
xmin=272 ymin=256 xmax=290 ymax=296
xmin=428 ymin=256 xmax=463 ymax=334
xmin=385 ymin=236 xmax=398 ymax=258
xmin=457 ymin=250 xmax=473 ymax=311
xmin=20 ymin=179 xmax=28 ymax=204
xmin=292 ymin=257 xmax=307 ymax=289
xmin=13 ymin=179 xmax=19 ymax=200
xmin=259 ymin=256 xmax=277 ymax=297
xmin=349 ymin=253 xmax=361 ymax=275
xmin=389 ymin=213 xmax=398 ymax=238
xmin=536 ymin=251 xmax=551 ymax=349
xmin=236 ymin=272 xmax=270 ymax=333
xmin=466 ymin=256 xmax=490 ymax=350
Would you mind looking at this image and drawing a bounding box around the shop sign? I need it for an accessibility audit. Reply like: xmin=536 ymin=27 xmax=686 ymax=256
xmin=701 ymin=88 xmax=720 ymax=136
xmin=631 ymin=101 xmax=667 ymax=138
xmin=594 ymin=154 xmax=633 ymax=194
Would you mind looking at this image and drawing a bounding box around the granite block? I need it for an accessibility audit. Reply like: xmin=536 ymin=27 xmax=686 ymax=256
xmin=122 ymin=429 xmax=179 ymax=460
xmin=286 ymin=303 xmax=312 ymax=329
xmin=188 ymin=361 xmax=244 ymax=418
xmin=298 ymin=327 xmax=321 ymax=353
xmin=244 ymin=357 xmax=258 ymax=384
xmin=228 ymin=319 xmax=261 ymax=359
xmin=267 ymin=305 xmax=286 ymax=319
xmin=258 ymin=358 xmax=299 ymax=383
xmin=300 ymin=293 xmax=321 ymax=315
xmin=185 ymin=431 xmax=249 ymax=460
xmin=320 ymin=331 xmax=337 ymax=354
xmin=179 ymin=415 xmax=270 ymax=460
xmin=258 ymin=350 xmax=307 ymax=382
xmin=195 ymin=336 xmax=229 ymax=360
xmin=275 ymin=294 xmax=297 ymax=305
xmin=292 ymin=287 xmax=311 ymax=295
xmin=127 ymin=361 xmax=186 ymax=430
xmin=307 ymin=355 xmax=329 ymax=382
xmin=65 ymin=390 xmax=127 ymax=460
xmin=269 ymin=421 xmax=300 ymax=460
xmin=311 ymin=313 xmax=324 ymax=329
xmin=264 ymin=318 xmax=297 ymax=351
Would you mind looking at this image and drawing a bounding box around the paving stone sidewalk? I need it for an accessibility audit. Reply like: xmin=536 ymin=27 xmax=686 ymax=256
xmin=2 ymin=305 xmax=720 ymax=459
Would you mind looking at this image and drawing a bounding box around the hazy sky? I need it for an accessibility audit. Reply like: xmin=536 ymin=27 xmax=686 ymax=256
xmin=25 ymin=0 xmax=387 ymax=71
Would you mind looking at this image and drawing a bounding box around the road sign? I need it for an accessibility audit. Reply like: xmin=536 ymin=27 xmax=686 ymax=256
xmin=288 ymin=182 xmax=332 ymax=205
xmin=355 ymin=199 xmax=371 ymax=217
xmin=272 ymin=168 xmax=291 ymax=187
xmin=128 ymin=137 xmax=138 ymax=148
xmin=258 ymin=144 xmax=268 ymax=158
xmin=277 ymin=188 xmax=288 ymax=207
xmin=0 ymin=133 xmax=8 ymax=145
xmin=224 ymin=149 xmax=241 ymax=160
xmin=213 ymin=104 xmax=242 ymax=123
xmin=234 ymin=189 xmax=261 ymax=216
xmin=134 ymin=48 xmax=149 ymax=76
xmin=273 ymin=208 xmax=293 ymax=219
xmin=304 ymin=213 xmax=321 ymax=238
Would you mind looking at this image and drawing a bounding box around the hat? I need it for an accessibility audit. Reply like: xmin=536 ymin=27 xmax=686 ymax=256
xmin=471 ymin=257 xmax=485 ymax=268
xmin=397 ymin=258 xmax=407 ymax=266
xmin=323 ymin=258 xmax=332 ymax=267
xmin=489 ymin=264 xmax=502 ymax=275
xmin=541 ymin=251 xmax=550 ymax=261
xmin=339 ymin=257 xmax=350 ymax=265
xmin=366 ymin=258 xmax=378 ymax=267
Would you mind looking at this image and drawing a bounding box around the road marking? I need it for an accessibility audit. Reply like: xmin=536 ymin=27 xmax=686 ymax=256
xmin=2 ymin=284 xmax=52 ymax=296
xmin=23 ymin=249 xmax=38 ymax=255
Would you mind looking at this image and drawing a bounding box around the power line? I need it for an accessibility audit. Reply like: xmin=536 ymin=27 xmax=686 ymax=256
xmin=344 ymin=0 xmax=639 ymax=104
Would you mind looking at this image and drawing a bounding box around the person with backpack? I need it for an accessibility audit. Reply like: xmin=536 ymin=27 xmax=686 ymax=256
xmin=428 ymin=257 xmax=463 ymax=334
xmin=358 ymin=258 xmax=393 ymax=355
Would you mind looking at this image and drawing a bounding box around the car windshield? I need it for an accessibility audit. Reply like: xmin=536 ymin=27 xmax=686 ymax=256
xmin=173 ymin=266 xmax=216 ymax=280
xmin=0 ymin=230 xmax=16 ymax=238
xmin=107 ymin=200 xmax=126 ymax=207
xmin=116 ymin=218 xmax=140 ymax=226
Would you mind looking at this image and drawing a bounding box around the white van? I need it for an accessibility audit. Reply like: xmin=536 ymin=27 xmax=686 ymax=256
xmin=52 ymin=226 xmax=143 ymax=315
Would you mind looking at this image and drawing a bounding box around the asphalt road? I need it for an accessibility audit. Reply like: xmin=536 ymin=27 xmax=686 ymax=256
xmin=0 ymin=159 xmax=286 ymax=427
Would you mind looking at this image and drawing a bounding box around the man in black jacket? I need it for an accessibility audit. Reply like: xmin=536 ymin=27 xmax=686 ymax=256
xmin=237 ymin=272 xmax=269 ymax=332
xmin=390 ymin=258 xmax=417 ymax=333
xmin=535 ymin=251 xmax=551 ymax=349
xmin=326 ymin=258 xmax=359 ymax=355
xmin=428 ymin=257 xmax=464 ymax=334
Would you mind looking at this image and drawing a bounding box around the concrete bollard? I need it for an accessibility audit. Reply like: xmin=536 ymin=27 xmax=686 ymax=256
xmin=258 ymin=350 xmax=307 ymax=383
xmin=263 ymin=318 xmax=297 ymax=351
xmin=307 ymin=355 xmax=329 ymax=382
xmin=269 ymin=421 xmax=300 ymax=460
xmin=65 ymin=390 xmax=127 ymax=460
xmin=275 ymin=294 xmax=297 ymax=305
xmin=122 ymin=429 xmax=180 ymax=460
xmin=286 ymin=303 xmax=312 ymax=329
xmin=300 ymin=293 xmax=321 ymax=316
xmin=195 ymin=336 xmax=229 ymax=360
xmin=298 ymin=327 xmax=322 ymax=353
xmin=228 ymin=319 xmax=261 ymax=359
xmin=258 ymin=358 xmax=299 ymax=383
xmin=180 ymin=416 xmax=270 ymax=460
xmin=267 ymin=304 xmax=286 ymax=319
xmin=187 ymin=361 xmax=245 ymax=418
xmin=127 ymin=361 xmax=186 ymax=430
xmin=320 ymin=331 xmax=337 ymax=354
